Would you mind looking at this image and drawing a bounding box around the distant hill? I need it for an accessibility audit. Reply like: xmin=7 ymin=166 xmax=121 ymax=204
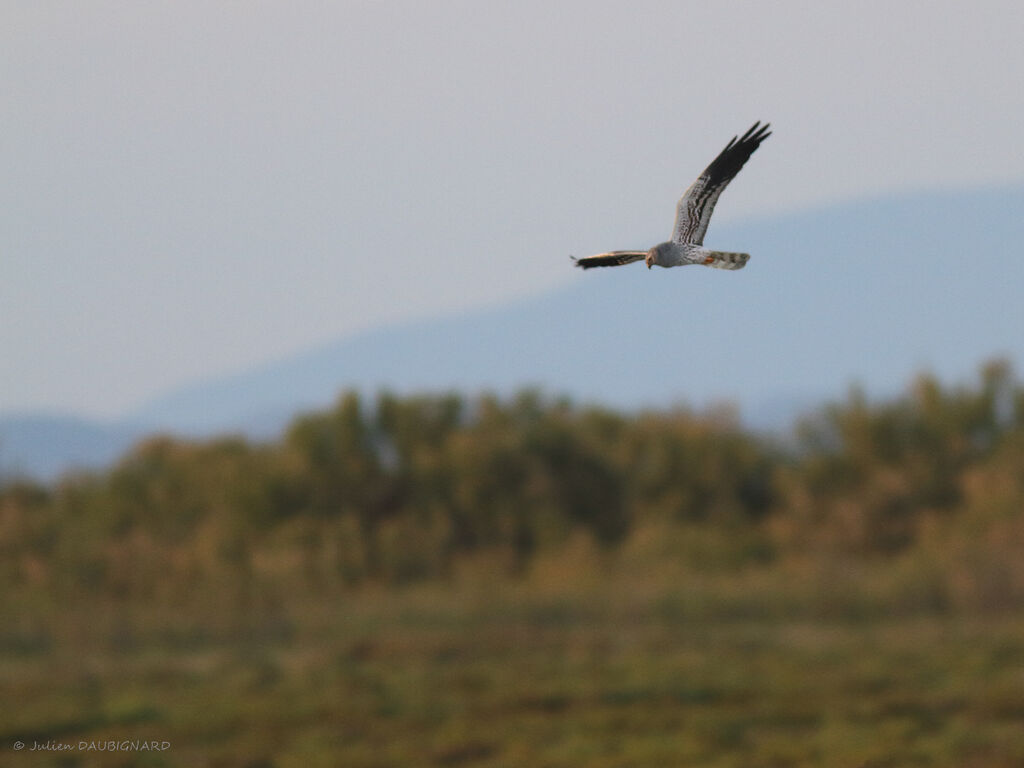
xmin=4 ymin=184 xmax=1024 ymax=481
xmin=0 ymin=415 xmax=139 ymax=482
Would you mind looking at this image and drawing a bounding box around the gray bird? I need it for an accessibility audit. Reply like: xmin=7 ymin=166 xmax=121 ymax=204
xmin=573 ymin=122 xmax=771 ymax=271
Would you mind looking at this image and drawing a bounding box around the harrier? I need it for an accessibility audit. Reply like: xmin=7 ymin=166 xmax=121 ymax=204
xmin=572 ymin=122 xmax=771 ymax=271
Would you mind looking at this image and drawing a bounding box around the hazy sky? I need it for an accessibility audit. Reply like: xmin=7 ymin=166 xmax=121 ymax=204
xmin=4 ymin=1 xmax=1024 ymax=418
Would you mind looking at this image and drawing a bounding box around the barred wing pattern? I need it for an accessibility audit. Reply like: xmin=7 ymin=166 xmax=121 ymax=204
xmin=672 ymin=122 xmax=771 ymax=246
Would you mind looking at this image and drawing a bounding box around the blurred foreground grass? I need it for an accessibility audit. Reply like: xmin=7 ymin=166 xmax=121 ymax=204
xmin=4 ymin=552 xmax=1024 ymax=768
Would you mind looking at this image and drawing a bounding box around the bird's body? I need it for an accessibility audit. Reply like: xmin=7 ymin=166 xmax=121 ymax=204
xmin=650 ymin=242 xmax=750 ymax=270
xmin=573 ymin=122 xmax=770 ymax=271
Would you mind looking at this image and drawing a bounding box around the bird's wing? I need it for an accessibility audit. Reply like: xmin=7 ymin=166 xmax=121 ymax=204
xmin=672 ymin=121 xmax=771 ymax=246
xmin=572 ymin=251 xmax=647 ymax=269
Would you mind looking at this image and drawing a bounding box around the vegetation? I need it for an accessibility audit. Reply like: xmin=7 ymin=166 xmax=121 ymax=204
xmin=2 ymin=360 xmax=1024 ymax=766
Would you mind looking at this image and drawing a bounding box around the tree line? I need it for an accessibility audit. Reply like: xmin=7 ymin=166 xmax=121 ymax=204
xmin=2 ymin=360 xmax=1023 ymax=603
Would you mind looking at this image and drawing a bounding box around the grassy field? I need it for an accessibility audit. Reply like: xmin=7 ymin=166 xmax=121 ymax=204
xmin=4 ymin=557 xmax=1024 ymax=768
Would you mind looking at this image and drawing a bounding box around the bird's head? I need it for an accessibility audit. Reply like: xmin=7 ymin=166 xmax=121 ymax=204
xmin=645 ymin=244 xmax=662 ymax=269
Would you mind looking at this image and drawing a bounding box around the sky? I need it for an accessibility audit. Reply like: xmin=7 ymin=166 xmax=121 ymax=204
xmin=4 ymin=1 xmax=1024 ymax=419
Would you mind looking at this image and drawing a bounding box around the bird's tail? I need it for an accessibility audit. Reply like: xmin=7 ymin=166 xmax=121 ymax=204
xmin=700 ymin=250 xmax=749 ymax=270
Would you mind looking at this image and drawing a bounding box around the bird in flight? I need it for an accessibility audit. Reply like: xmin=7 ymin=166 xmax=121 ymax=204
xmin=572 ymin=121 xmax=771 ymax=271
